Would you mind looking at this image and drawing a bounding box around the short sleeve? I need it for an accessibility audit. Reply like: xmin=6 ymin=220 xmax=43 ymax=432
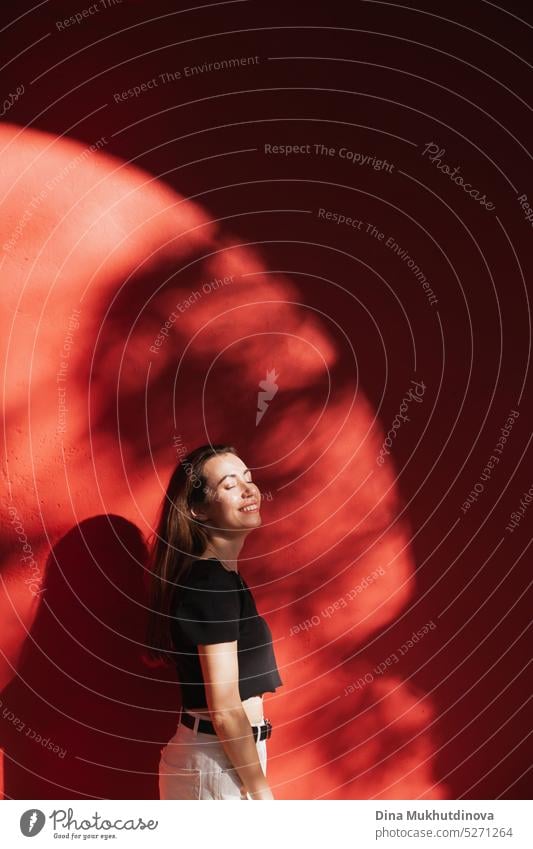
xmin=174 ymin=561 xmax=240 ymax=645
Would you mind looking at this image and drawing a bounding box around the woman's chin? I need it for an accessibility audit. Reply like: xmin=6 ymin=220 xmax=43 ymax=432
xmin=236 ymin=511 xmax=262 ymax=526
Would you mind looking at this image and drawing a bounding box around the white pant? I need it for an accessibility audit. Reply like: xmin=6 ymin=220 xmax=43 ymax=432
xmin=159 ymin=713 xmax=268 ymax=800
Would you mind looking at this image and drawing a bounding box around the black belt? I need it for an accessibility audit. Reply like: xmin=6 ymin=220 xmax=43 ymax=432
xmin=180 ymin=710 xmax=272 ymax=742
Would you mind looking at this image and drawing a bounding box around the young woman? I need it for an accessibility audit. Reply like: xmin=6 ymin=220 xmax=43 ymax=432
xmin=145 ymin=443 xmax=283 ymax=800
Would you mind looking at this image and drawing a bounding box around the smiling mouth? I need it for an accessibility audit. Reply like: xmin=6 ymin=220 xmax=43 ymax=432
xmin=239 ymin=503 xmax=260 ymax=513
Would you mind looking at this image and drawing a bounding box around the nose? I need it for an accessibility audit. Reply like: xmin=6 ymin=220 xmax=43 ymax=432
xmin=242 ymin=479 xmax=258 ymax=498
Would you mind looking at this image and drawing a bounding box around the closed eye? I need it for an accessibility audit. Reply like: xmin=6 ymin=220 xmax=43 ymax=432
xmin=224 ymin=474 xmax=253 ymax=490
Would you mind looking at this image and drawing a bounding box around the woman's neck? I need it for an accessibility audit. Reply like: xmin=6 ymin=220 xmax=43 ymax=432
xmin=202 ymin=539 xmax=244 ymax=572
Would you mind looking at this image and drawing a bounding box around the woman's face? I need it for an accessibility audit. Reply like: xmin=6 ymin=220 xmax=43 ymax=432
xmin=193 ymin=453 xmax=262 ymax=532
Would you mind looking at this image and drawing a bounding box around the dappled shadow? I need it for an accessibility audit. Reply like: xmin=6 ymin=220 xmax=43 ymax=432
xmin=0 ymin=119 xmax=441 ymax=800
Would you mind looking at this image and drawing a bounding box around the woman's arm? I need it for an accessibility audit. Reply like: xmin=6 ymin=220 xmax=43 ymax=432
xmin=198 ymin=641 xmax=274 ymax=800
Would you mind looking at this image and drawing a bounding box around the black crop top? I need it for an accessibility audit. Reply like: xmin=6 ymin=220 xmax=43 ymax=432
xmin=170 ymin=557 xmax=283 ymax=709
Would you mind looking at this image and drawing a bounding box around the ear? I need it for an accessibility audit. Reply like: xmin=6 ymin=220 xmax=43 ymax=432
xmin=190 ymin=506 xmax=208 ymax=522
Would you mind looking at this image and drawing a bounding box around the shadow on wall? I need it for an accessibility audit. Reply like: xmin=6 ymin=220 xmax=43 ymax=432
xmin=0 ymin=123 xmax=445 ymax=800
xmin=0 ymin=515 xmax=179 ymax=800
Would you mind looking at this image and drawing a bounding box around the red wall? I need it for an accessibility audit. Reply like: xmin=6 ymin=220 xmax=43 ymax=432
xmin=0 ymin=0 xmax=530 ymax=800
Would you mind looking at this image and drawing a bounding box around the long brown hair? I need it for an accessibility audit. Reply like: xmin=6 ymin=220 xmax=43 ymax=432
xmin=143 ymin=442 xmax=237 ymax=667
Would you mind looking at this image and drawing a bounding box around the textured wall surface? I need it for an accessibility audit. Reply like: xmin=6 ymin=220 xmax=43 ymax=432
xmin=0 ymin=0 xmax=531 ymax=801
